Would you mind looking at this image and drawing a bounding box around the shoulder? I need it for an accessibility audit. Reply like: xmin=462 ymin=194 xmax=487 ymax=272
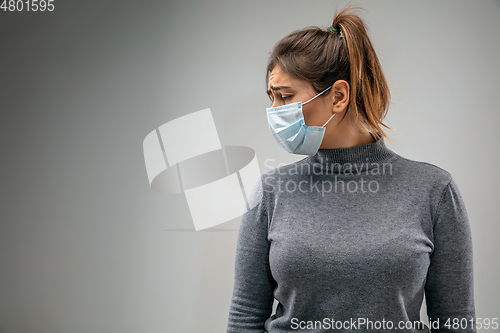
xmin=392 ymin=153 xmax=453 ymax=187
xmin=384 ymin=152 xmax=469 ymax=227
xmin=390 ymin=153 xmax=461 ymax=217
xmin=246 ymin=164 xmax=288 ymax=212
xmin=258 ymin=158 xmax=309 ymax=190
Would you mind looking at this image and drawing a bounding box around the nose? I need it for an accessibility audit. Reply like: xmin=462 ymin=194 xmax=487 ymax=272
xmin=270 ymin=100 xmax=284 ymax=108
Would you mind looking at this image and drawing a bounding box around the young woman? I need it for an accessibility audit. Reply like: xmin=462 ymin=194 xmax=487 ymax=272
xmin=227 ymin=5 xmax=475 ymax=333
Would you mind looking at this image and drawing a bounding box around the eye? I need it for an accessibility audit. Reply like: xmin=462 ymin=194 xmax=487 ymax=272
xmin=282 ymin=95 xmax=293 ymax=102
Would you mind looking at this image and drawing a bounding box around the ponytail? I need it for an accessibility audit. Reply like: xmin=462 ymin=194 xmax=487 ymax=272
xmin=332 ymin=5 xmax=395 ymax=140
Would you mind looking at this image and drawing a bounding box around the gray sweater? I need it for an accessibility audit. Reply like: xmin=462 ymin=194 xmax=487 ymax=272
xmin=227 ymin=138 xmax=475 ymax=332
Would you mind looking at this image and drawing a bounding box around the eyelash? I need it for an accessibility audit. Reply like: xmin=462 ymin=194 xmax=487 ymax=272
xmin=269 ymin=94 xmax=293 ymax=104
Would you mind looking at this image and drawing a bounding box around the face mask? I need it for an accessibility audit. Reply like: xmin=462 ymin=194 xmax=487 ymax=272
xmin=266 ymin=86 xmax=335 ymax=156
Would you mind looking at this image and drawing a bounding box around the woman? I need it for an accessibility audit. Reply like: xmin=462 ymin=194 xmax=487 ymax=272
xmin=227 ymin=5 xmax=475 ymax=333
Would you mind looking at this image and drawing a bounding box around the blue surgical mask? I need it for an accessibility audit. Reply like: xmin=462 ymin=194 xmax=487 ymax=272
xmin=266 ymin=86 xmax=335 ymax=156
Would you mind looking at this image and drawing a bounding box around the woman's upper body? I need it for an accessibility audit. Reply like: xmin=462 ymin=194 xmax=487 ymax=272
xmin=227 ymin=138 xmax=475 ymax=332
xmin=227 ymin=4 xmax=475 ymax=332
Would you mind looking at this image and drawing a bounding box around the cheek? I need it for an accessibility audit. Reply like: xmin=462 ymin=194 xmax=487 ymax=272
xmin=302 ymin=110 xmax=312 ymax=125
xmin=302 ymin=107 xmax=322 ymax=126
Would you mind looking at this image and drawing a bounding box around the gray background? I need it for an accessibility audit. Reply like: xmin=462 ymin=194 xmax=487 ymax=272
xmin=1 ymin=0 xmax=499 ymax=332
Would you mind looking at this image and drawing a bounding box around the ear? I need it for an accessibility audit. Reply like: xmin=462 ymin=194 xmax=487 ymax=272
xmin=331 ymin=80 xmax=350 ymax=113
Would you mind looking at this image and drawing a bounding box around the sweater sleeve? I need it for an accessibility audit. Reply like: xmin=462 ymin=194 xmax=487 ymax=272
xmin=424 ymin=176 xmax=476 ymax=332
xmin=227 ymin=176 xmax=275 ymax=333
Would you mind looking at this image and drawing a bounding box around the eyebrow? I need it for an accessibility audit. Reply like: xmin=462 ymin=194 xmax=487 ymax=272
xmin=266 ymin=85 xmax=292 ymax=96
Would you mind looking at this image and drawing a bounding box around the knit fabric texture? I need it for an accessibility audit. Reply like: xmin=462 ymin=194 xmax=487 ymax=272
xmin=227 ymin=138 xmax=475 ymax=333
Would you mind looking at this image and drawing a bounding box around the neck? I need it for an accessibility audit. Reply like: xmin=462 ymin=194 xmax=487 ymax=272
xmin=319 ymin=111 xmax=376 ymax=149
xmin=306 ymin=137 xmax=397 ymax=174
xmin=320 ymin=131 xmax=376 ymax=149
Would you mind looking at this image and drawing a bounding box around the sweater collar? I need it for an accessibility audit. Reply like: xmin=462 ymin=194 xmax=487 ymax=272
xmin=305 ymin=137 xmax=397 ymax=173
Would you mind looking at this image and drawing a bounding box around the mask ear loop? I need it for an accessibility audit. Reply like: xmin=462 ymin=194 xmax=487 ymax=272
xmin=303 ymin=86 xmax=332 ymax=105
xmin=321 ymin=113 xmax=336 ymax=128
xmin=302 ymin=86 xmax=336 ymax=127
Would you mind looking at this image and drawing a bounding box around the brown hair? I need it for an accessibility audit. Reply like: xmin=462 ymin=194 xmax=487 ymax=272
xmin=265 ymin=4 xmax=396 ymax=141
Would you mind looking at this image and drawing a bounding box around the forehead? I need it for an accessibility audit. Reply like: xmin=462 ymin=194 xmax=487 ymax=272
xmin=269 ymin=65 xmax=289 ymax=84
xmin=268 ymin=65 xmax=306 ymax=90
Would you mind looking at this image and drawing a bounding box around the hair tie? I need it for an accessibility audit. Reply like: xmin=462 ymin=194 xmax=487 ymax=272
xmin=327 ymin=25 xmax=343 ymax=37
